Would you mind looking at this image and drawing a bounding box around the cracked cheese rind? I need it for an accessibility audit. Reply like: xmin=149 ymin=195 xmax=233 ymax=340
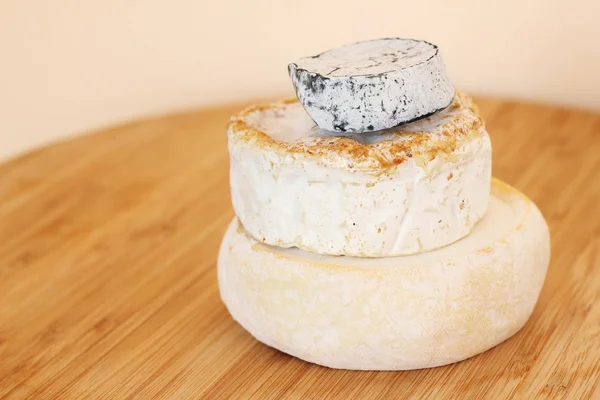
xmin=228 ymin=91 xmax=491 ymax=257
xmin=288 ymin=38 xmax=455 ymax=132
xmin=218 ymin=179 xmax=550 ymax=370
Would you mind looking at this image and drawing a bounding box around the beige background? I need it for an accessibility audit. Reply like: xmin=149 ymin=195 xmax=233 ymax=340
xmin=1 ymin=0 xmax=599 ymax=161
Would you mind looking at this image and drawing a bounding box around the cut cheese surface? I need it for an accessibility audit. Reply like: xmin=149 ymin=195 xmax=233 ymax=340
xmin=228 ymin=91 xmax=491 ymax=257
xmin=293 ymin=39 xmax=438 ymax=77
xmin=288 ymin=38 xmax=455 ymax=132
xmin=218 ymin=179 xmax=551 ymax=370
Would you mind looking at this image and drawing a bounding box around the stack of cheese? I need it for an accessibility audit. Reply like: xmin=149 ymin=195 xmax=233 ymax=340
xmin=218 ymin=38 xmax=550 ymax=370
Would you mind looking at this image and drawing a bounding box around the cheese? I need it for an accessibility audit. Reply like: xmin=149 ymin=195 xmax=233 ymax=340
xmin=218 ymin=179 xmax=551 ymax=370
xmin=228 ymin=91 xmax=491 ymax=257
xmin=288 ymin=38 xmax=455 ymax=132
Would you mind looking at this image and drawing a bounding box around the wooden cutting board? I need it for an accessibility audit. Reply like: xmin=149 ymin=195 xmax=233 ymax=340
xmin=0 ymin=97 xmax=599 ymax=399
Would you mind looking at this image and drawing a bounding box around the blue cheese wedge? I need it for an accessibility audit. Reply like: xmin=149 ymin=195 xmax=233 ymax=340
xmin=218 ymin=179 xmax=551 ymax=370
xmin=289 ymin=38 xmax=455 ymax=132
xmin=228 ymin=91 xmax=490 ymax=257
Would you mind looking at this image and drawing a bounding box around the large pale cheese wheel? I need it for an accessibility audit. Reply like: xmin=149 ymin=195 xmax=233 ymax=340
xmin=288 ymin=38 xmax=455 ymax=132
xmin=218 ymin=179 xmax=550 ymax=371
xmin=228 ymin=91 xmax=491 ymax=257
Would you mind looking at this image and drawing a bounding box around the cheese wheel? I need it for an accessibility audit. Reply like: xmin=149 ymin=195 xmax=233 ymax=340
xmin=228 ymin=91 xmax=491 ymax=257
xmin=288 ymin=38 xmax=455 ymax=132
xmin=218 ymin=179 xmax=550 ymax=370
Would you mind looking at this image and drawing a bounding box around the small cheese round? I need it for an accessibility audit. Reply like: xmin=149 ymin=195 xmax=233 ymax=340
xmin=228 ymin=91 xmax=491 ymax=257
xmin=218 ymin=179 xmax=551 ymax=371
xmin=288 ymin=38 xmax=455 ymax=132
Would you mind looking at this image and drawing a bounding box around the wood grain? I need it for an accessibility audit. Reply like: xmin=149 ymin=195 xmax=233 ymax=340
xmin=0 ymin=97 xmax=599 ymax=399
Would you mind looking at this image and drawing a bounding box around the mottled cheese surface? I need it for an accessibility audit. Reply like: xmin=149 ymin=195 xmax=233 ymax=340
xmin=288 ymin=38 xmax=455 ymax=132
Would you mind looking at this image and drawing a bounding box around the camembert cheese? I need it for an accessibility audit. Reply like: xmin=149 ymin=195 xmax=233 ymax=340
xmin=228 ymin=91 xmax=491 ymax=257
xmin=218 ymin=179 xmax=550 ymax=370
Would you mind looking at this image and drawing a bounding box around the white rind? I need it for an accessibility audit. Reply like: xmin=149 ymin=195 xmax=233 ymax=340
xmin=229 ymin=92 xmax=491 ymax=257
xmin=289 ymin=38 xmax=455 ymax=132
xmin=218 ymin=180 xmax=551 ymax=370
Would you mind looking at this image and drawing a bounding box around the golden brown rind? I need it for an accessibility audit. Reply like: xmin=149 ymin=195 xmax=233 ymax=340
xmin=228 ymin=91 xmax=485 ymax=172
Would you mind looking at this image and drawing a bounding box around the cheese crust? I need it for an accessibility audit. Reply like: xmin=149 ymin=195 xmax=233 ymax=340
xmin=218 ymin=179 xmax=551 ymax=370
xmin=228 ymin=91 xmax=491 ymax=257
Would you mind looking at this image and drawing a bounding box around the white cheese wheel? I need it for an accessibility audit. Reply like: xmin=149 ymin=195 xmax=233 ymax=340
xmin=288 ymin=38 xmax=455 ymax=132
xmin=218 ymin=179 xmax=550 ymax=370
xmin=228 ymin=91 xmax=491 ymax=257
